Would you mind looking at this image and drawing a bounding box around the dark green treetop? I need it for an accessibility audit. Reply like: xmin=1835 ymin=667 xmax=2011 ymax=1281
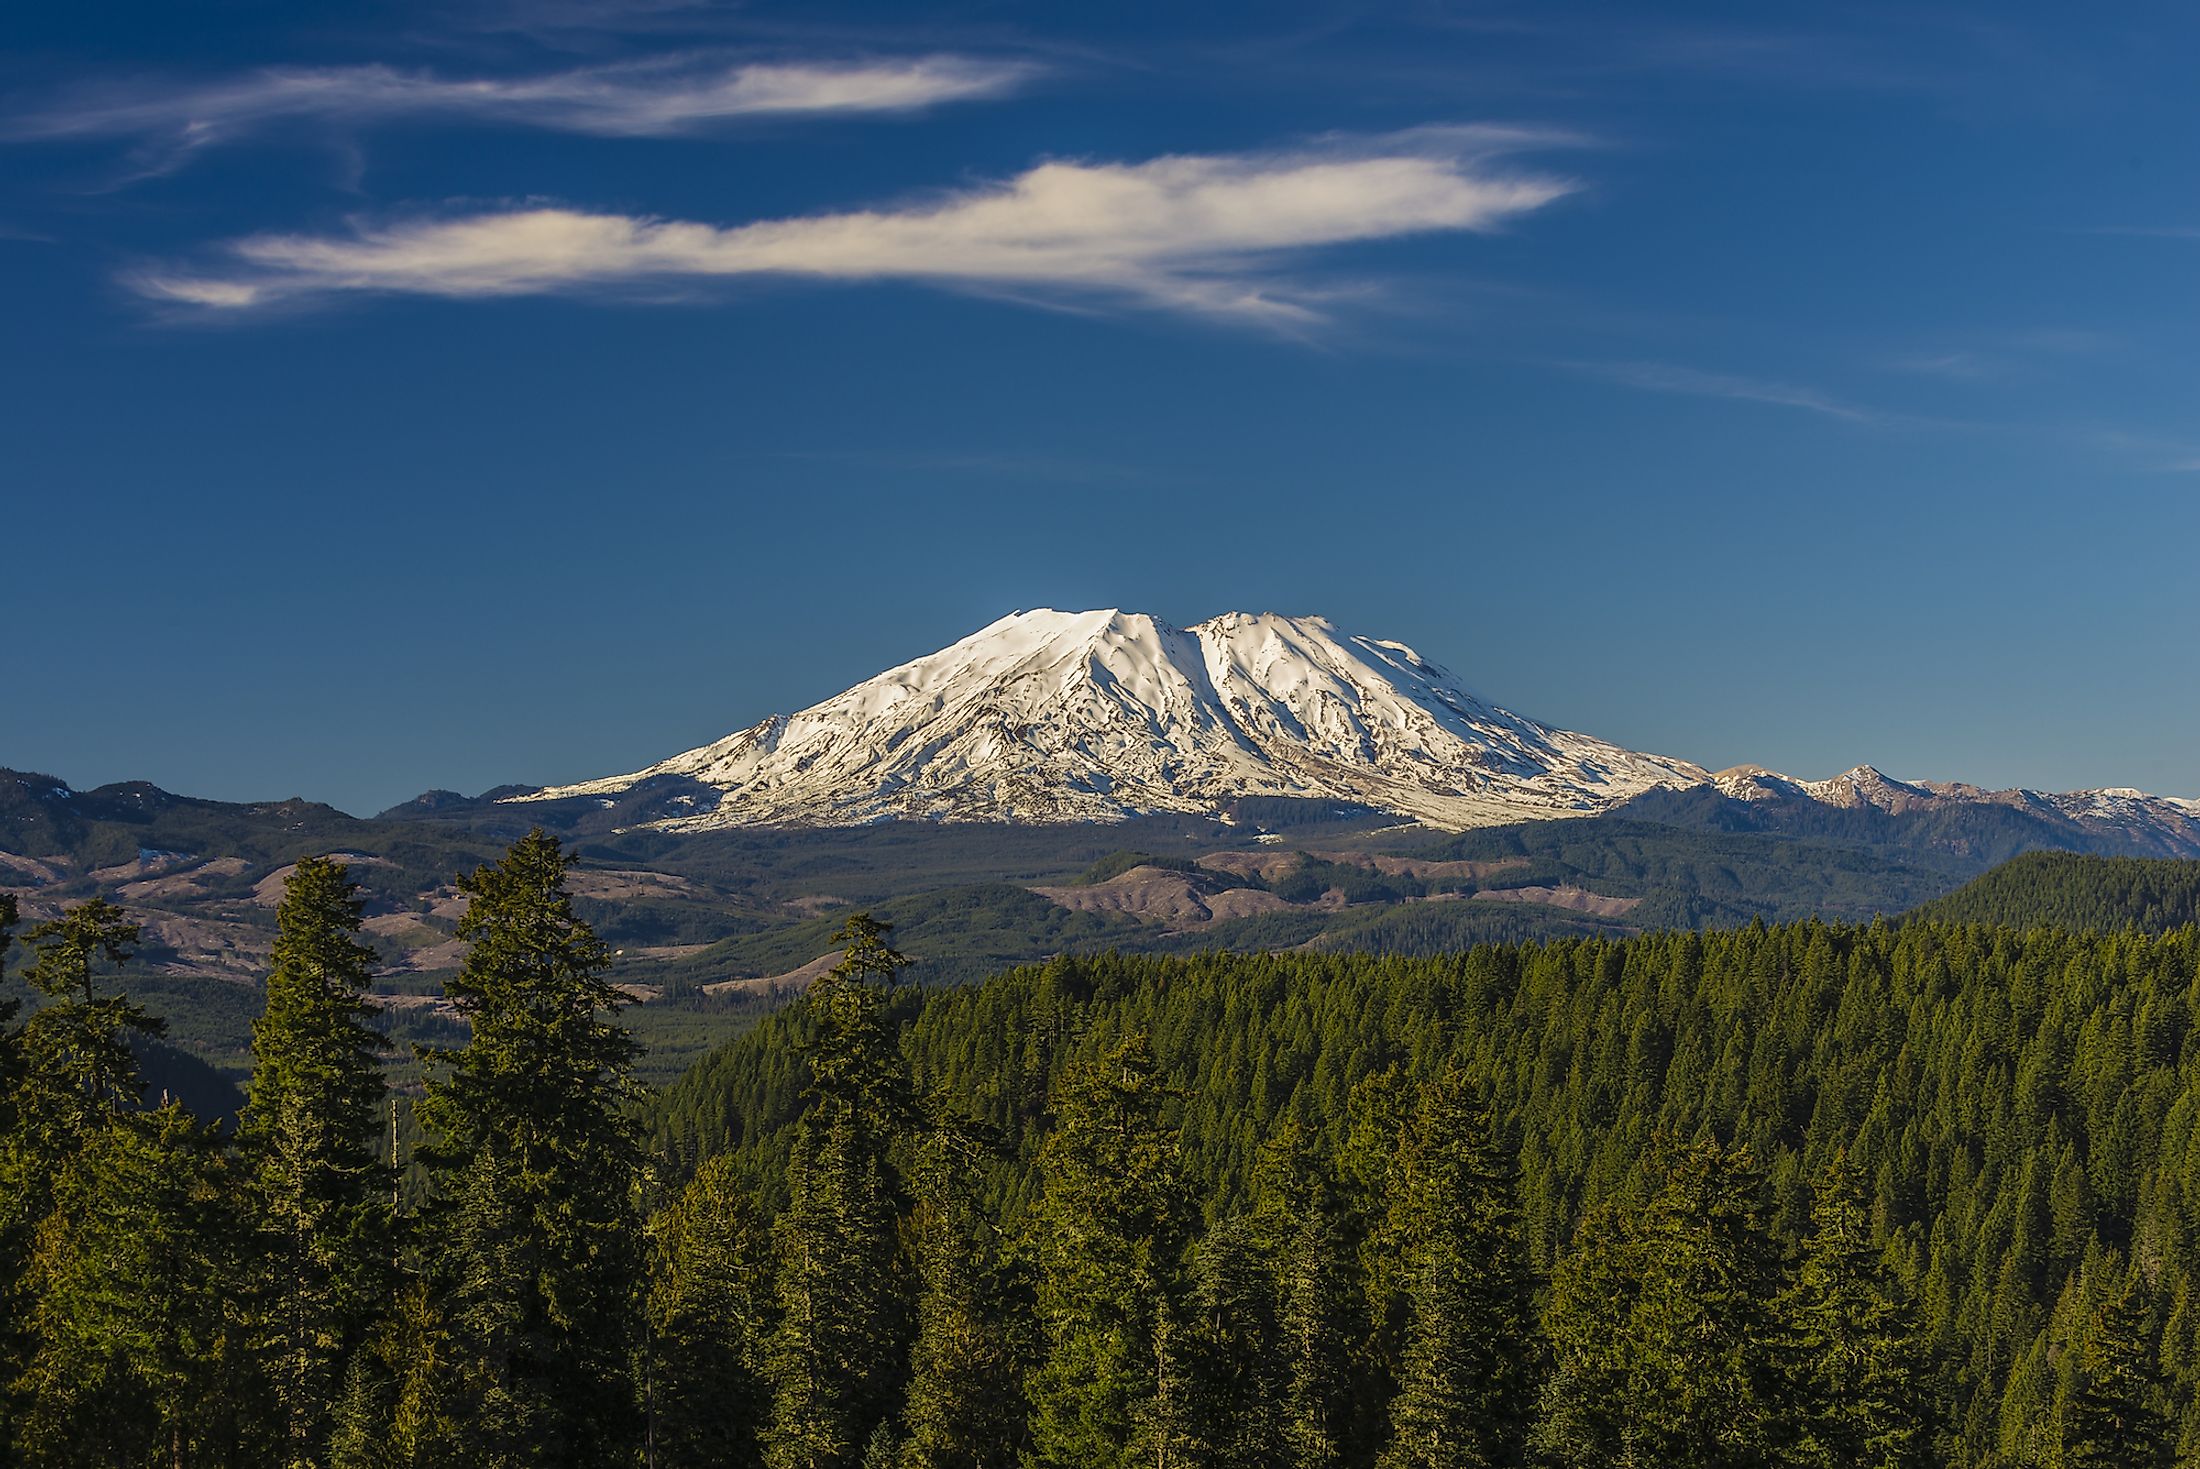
xmin=416 ymin=828 xmax=644 ymax=1468
xmin=2066 ymin=1270 xmax=2173 ymax=1469
xmin=765 ymin=914 xmax=916 ymax=1469
xmin=242 ymin=855 xmax=391 ymax=1469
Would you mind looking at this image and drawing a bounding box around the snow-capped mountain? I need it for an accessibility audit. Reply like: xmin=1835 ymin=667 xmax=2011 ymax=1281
xmin=520 ymin=608 xmax=1711 ymax=830
xmin=515 ymin=608 xmax=2200 ymax=847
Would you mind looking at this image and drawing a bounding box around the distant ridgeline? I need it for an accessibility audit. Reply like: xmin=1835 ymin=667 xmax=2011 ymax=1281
xmin=8 ymin=751 xmax=2200 ymax=1086
xmin=661 ymin=918 xmax=2200 ymax=1466
xmin=1906 ymin=851 xmax=2200 ymax=933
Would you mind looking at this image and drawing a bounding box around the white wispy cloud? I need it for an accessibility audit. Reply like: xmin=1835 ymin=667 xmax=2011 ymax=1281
xmin=1562 ymin=359 xmax=1877 ymax=422
xmin=1883 ymin=329 xmax=2116 ymax=381
xmin=7 ymin=53 xmax=1037 ymax=160
xmin=130 ymin=127 xmax=1579 ymax=324
xmin=2086 ymin=428 xmax=2200 ymax=474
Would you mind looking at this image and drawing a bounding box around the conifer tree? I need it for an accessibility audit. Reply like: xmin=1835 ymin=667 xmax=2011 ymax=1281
xmin=2064 ymin=1270 xmax=2173 ymax=1469
xmin=1538 ymin=1138 xmax=1788 ymax=1468
xmin=648 ymin=1154 xmax=771 ymax=1469
xmin=1531 ymin=1196 xmax=1640 ymax=1468
xmin=899 ymin=1111 xmax=1029 ymax=1469
xmin=1342 ymin=1068 xmax=1415 ymax=1437
xmin=1181 ymin=1216 xmax=1283 ymax=1469
xmin=334 ymin=1278 xmax=462 ymax=1469
xmin=1249 ymin=1124 xmax=1355 ymax=1469
xmin=13 ymin=1101 xmax=246 ymax=1467
xmin=1991 ymin=1330 xmax=2057 ymax=1469
xmin=1627 ymin=1138 xmax=1791 ymax=1467
xmin=416 ymin=829 xmax=644 ymax=1467
xmin=765 ymin=914 xmax=915 ymax=1469
xmin=0 ymin=898 xmax=157 ymax=1413
xmin=1024 ymin=1034 xmax=1195 ymax=1469
xmin=10 ymin=897 xmax=153 ymax=1157
xmin=243 ymin=855 xmax=391 ymax=1469
xmin=1780 ymin=1157 xmax=1936 ymax=1469
xmin=1377 ymin=1070 xmax=1536 ymax=1469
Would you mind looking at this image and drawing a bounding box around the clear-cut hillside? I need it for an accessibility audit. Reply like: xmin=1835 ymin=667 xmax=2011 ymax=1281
xmin=520 ymin=608 xmax=1713 ymax=830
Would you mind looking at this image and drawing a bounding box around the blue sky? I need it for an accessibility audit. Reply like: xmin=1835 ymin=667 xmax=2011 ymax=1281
xmin=4 ymin=1 xmax=2197 ymax=815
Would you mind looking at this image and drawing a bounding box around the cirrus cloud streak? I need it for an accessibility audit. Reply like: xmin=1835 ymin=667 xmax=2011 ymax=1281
xmin=8 ymin=54 xmax=1038 ymax=156
xmin=132 ymin=128 xmax=1579 ymax=324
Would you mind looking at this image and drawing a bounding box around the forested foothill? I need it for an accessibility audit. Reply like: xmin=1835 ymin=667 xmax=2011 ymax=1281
xmin=2 ymin=836 xmax=2197 ymax=1465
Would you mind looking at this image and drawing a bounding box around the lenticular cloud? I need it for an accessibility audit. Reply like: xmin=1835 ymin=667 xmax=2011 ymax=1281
xmin=132 ymin=128 xmax=1579 ymax=323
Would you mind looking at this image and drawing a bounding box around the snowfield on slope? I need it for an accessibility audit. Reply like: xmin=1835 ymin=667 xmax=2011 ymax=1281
xmin=520 ymin=608 xmax=1710 ymax=830
xmin=516 ymin=607 xmax=2200 ymax=849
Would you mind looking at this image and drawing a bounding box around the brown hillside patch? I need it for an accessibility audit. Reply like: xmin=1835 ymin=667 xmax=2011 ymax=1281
xmin=120 ymin=856 xmax=252 ymax=902
xmin=616 ymin=943 xmax=715 ymax=961
xmin=703 ymin=950 xmax=847 ymax=1001
xmin=1472 ymin=885 xmax=1640 ymax=919
xmin=252 ymin=854 xmax=395 ymax=906
xmin=1203 ymin=887 xmax=1296 ymax=921
xmin=384 ymin=938 xmax=468 ymax=975
xmin=1035 ymin=866 xmax=1217 ymax=927
xmin=138 ymin=913 xmax=271 ymax=982
xmin=0 ymin=851 xmax=69 ymax=887
xmin=1196 ymin=851 xmax=1304 ymax=881
xmin=1034 ymin=865 xmax=1298 ymax=931
xmin=564 ymin=869 xmax=703 ymax=901
xmin=92 ymin=851 xmax=200 ymax=884
xmin=1195 ymin=851 xmax=1530 ymax=884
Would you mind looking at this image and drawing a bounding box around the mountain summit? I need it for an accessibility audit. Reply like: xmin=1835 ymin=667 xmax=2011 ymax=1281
xmin=522 ymin=608 xmax=1711 ymax=829
xmin=515 ymin=608 xmax=2200 ymax=848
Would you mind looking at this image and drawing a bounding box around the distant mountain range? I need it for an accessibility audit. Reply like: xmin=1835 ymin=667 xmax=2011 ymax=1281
xmin=8 ymin=607 xmax=2199 ymax=1088
xmin=513 ymin=607 xmax=2200 ymax=854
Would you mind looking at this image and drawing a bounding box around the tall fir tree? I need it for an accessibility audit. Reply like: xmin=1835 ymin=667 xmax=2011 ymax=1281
xmin=12 ymin=1101 xmax=250 ymax=1468
xmin=9 ymin=897 xmax=153 ymax=1160
xmin=898 ymin=1111 xmax=1030 ymax=1469
xmin=0 ymin=898 xmax=159 ymax=1423
xmin=1779 ymin=1157 xmax=1936 ymax=1469
xmin=1180 ymin=1217 xmax=1284 ymax=1469
xmin=648 ymin=1155 xmax=772 ymax=1469
xmin=1024 ymin=1034 xmax=1196 ymax=1469
xmin=416 ymin=829 xmax=644 ymax=1467
xmin=1990 ymin=1329 xmax=2057 ymax=1469
xmin=243 ymin=856 xmax=392 ymax=1469
xmin=1376 ymin=1070 xmax=1536 ymax=1469
xmin=1342 ymin=1067 xmax=1416 ymax=1453
xmin=1625 ymin=1138 xmax=1792 ymax=1468
xmin=1530 ymin=1195 xmax=1640 ymax=1468
xmin=765 ymin=914 xmax=915 ymax=1469
xmin=332 ymin=1278 xmax=463 ymax=1469
xmin=1537 ymin=1138 xmax=1790 ymax=1469
xmin=2064 ymin=1270 xmax=2173 ymax=1469
xmin=1248 ymin=1123 xmax=1356 ymax=1469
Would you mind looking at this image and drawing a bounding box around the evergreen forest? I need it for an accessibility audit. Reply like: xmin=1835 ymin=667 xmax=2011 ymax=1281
xmin=1907 ymin=852 xmax=2200 ymax=935
xmin=3 ymin=833 xmax=2198 ymax=1468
